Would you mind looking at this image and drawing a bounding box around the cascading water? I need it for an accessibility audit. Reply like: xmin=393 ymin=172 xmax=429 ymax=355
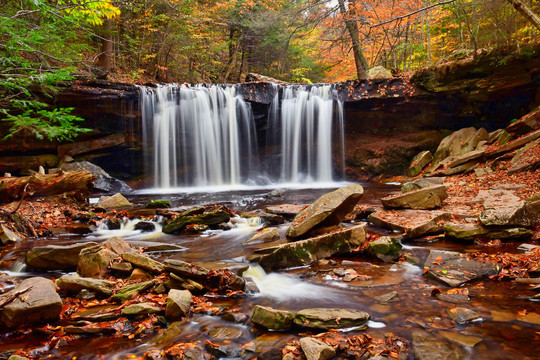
xmin=139 ymin=83 xmax=344 ymax=189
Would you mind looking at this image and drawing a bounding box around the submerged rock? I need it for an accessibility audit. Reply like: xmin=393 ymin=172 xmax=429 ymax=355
xmin=299 ymin=337 xmax=336 ymax=360
xmin=287 ymin=184 xmax=364 ymax=238
xmin=293 ymin=308 xmax=370 ymax=330
xmin=0 ymin=277 xmax=62 ymax=329
xmin=26 ymin=242 xmax=97 ymax=270
xmin=252 ymin=224 xmax=366 ymax=271
xmin=447 ymin=307 xmax=481 ymax=324
xmin=412 ymin=330 xmax=466 ymax=360
xmin=252 ymin=305 xmax=295 ymax=331
xmin=165 ymin=289 xmax=193 ymax=320
xmin=381 ymin=185 xmax=448 ymax=210
xmin=424 ymin=250 xmax=499 ymax=287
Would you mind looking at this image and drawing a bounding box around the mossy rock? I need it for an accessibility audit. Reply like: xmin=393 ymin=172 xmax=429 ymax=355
xmin=145 ymin=200 xmax=171 ymax=209
xmin=111 ymin=280 xmax=154 ymax=303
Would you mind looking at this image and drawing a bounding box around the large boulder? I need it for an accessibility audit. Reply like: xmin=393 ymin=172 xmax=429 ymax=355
xmin=293 ymin=308 xmax=370 ymax=330
xmin=26 ymin=242 xmax=97 ymax=270
xmin=367 ymin=66 xmax=393 ymax=79
xmin=56 ymin=274 xmax=115 ymax=296
xmin=252 ymin=224 xmax=366 ymax=271
xmin=165 ymin=289 xmax=193 ymax=320
xmin=251 ymin=305 xmax=295 ymax=331
xmin=77 ymin=237 xmax=134 ymax=278
xmin=97 ymin=193 xmax=134 ymax=210
xmin=368 ymin=210 xmax=450 ymax=238
xmin=479 ymin=193 xmax=538 ymax=227
xmin=286 ymin=184 xmax=364 ymax=238
xmin=381 ymin=185 xmax=448 ymax=210
xmin=0 ymin=277 xmax=62 ymax=328
xmin=407 ymin=150 xmax=433 ymax=177
xmin=430 ymin=127 xmax=488 ymax=171
xmin=60 ymin=161 xmax=132 ymax=194
xmin=424 ymin=250 xmax=499 ymax=287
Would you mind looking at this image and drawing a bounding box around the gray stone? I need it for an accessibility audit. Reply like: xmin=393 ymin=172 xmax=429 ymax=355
xmin=0 ymin=277 xmax=62 ymax=328
xmin=412 ymin=330 xmax=466 ymax=360
xmin=479 ymin=197 xmax=537 ymax=227
xmin=252 ymin=305 xmax=295 ymax=331
xmin=447 ymin=307 xmax=481 ymax=324
xmin=445 ymin=150 xmax=485 ymax=169
xmin=294 ymin=308 xmax=370 ymax=330
xmin=264 ymin=204 xmax=307 ymax=219
xmin=26 ymin=242 xmax=97 ymax=270
xmin=407 ymin=151 xmax=433 ymax=177
xmin=60 ymin=161 xmax=132 ymax=194
xmin=299 ymin=337 xmax=336 ymax=360
xmin=208 ymin=326 xmax=243 ymax=339
xmin=401 ymin=177 xmax=443 ymax=193
xmin=252 ymin=224 xmax=366 ymax=271
xmin=424 ymin=250 xmax=499 ymax=287
xmin=122 ymin=302 xmax=161 ymax=315
xmin=374 ymin=291 xmax=400 ymax=304
xmin=381 ymin=185 xmax=448 ymax=210
xmin=287 ymin=184 xmax=364 ymax=238
xmin=77 ymin=237 xmax=134 ymax=278
xmin=243 ymin=227 xmax=280 ymax=244
xmin=97 ymin=193 xmax=134 ymax=210
xmin=165 ymin=289 xmax=193 ymax=320
xmin=121 ymin=252 xmax=165 ymax=273
xmin=430 ymin=127 xmax=488 ymax=171
xmin=444 ymin=223 xmax=531 ymax=241
xmin=368 ymin=210 xmax=451 ymax=239
xmin=365 ymin=236 xmax=402 ymax=262
xmin=56 ymin=274 xmax=115 ymax=296
xmin=366 ymin=66 xmax=393 ymax=79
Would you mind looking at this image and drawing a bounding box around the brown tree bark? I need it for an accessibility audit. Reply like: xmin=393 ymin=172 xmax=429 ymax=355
xmin=337 ymin=0 xmax=369 ymax=79
xmin=96 ymin=19 xmax=114 ymax=78
xmin=506 ymin=0 xmax=540 ymax=31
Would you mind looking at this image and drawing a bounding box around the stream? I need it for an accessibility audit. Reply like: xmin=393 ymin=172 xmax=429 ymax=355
xmin=0 ymin=184 xmax=538 ymax=359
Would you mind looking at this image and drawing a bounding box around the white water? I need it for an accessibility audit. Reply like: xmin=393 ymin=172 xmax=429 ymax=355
xmin=243 ymin=265 xmax=337 ymax=301
xmin=89 ymin=218 xmax=164 ymax=241
xmin=140 ymin=83 xmax=344 ymax=189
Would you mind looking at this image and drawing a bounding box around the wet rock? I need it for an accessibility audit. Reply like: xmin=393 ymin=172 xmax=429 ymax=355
xmin=183 ymin=347 xmax=206 ymax=360
xmin=122 ymin=302 xmax=161 ymax=315
xmin=430 ymin=127 xmax=488 ymax=171
xmin=60 ymin=161 xmax=132 ymax=193
xmin=134 ymin=221 xmax=156 ymax=232
xmin=252 ymin=224 xmax=366 ymax=271
xmin=162 ymin=208 xmax=230 ymax=233
xmin=125 ymin=241 xmax=187 ymax=252
xmin=106 ymin=217 xmax=122 ymax=230
xmin=222 ymin=311 xmax=248 ymax=323
xmin=56 ymin=274 xmax=115 ymax=296
xmin=204 ymin=342 xmax=240 ymax=358
xmin=111 ymin=280 xmax=154 ymax=303
xmin=439 ymin=330 xmax=483 ymax=347
xmin=287 ymin=184 xmax=364 ymax=238
xmin=8 ymin=355 xmax=30 ymax=360
xmin=447 ymin=307 xmax=481 ymax=324
xmin=0 ymin=225 xmax=21 ymax=245
xmin=299 ymin=337 xmax=336 ymax=360
xmin=401 ymin=177 xmax=443 ymax=193
xmin=381 ymin=185 xmax=448 ymax=210
xmin=264 ymin=204 xmax=307 ymax=219
xmin=518 ymin=243 xmax=540 ymax=251
xmin=407 ymin=150 xmax=433 ymax=177
xmin=294 ymin=308 xmax=370 ymax=330
xmin=251 ymin=305 xmax=295 ymax=331
xmin=165 ymin=259 xmax=245 ymax=292
xmin=368 ymin=210 xmax=451 ymax=238
xmin=78 ymin=237 xmax=134 ymax=278
xmin=486 ymin=129 xmax=540 ymax=158
xmin=374 ymin=291 xmax=400 ymax=304
xmin=365 ymin=236 xmax=402 ymax=262
xmin=413 ymin=330 xmax=466 ymax=359
xmin=444 ymin=223 xmax=531 ymax=240
xmin=62 ymin=325 xmax=115 ymax=335
xmin=208 ymin=326 xmax=243 ymax=339
xmin=165 ymin=289 xmax=193 ymax=320
xmin=26 ymin=242 xmax=97 ymax=270
xmin=517 ymin=312 xmax=540 ymax=325
xmin=479 ymin=196 xmax=537 ymax=227
xmin=0 ymin=277 xmax=62 ymax=328
xmin=122 ymin=252 xmax=165 ymax=273
xmin=185 ymin=224 xmax=210 ymax=233
xmin=367 ymin=65 xmax=393 ymax=79
xmin=265 ymin=189 xmax=283 ymax=198
xmin=110 ymin=262 xmax=133 ymax=273
xmin=243 ymin=227 xmax=280 ymax=244
xmin=424 ymin=250 xmax=499 ymax=287
xmin=508 ymin=139 xmax=540 ymax=174
xmin=97 ymin=193 xmax=134 ymax=210
xmin=145 ymin=200 xmax=171 ymax=209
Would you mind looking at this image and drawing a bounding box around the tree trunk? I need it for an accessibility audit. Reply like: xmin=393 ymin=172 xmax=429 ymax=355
xmin=0 ymin=170 xmax=96 ymax=204
xmin=337 ymin=0 xmax=369 ymax=79
xmin=506 ymin=0 xmax=540 ymax=31
xmin=97 ymin=19 xmax=114 ymax=78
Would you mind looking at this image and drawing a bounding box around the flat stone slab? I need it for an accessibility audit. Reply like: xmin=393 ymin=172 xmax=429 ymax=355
xmin=252 ymin=305 xmax=295 ymax=331
xmin=486 ymin=129 xmax=540 ymax=158
xmin=264 ymin=204 xmax=308 ymax=218
xmin=122 ymin=302 xmax=161 ymax=315
xmin=121 ymin=253 xmax=165 ymax=273
xmin=251 ymin=224 xmax=366 ymax=271
xmin=294 ymin=308 xmax=370 ymax=330
xmin=381 ymin=185 xmax=448 ymax=210
xmin=424 ymin=250 xmax=499 ymax=287
xmin=56 ymin=274 xmax=115 ymax=296
xmin=26 ymin=242 xmax=97 ymax=270
xmin=401 ymin=177 xmax=444 ymax=193
xmin=368 ymin=210 xmax=451 ymax=238
xmin=445 ymin=149 xmax=485 ymax=169
xmin=444 ymin=223 xmax=531 ymax=240
xmin=125 ymin=241 xmax=187 ymax=252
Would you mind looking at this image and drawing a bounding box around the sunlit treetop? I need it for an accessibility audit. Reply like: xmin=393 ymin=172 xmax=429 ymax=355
xmin=59 ymin=0 xmax=121 ymax=26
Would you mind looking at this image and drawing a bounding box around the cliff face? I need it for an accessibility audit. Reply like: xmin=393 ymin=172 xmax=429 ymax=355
xmin=0 ymin=48 xmax=538 ymax=181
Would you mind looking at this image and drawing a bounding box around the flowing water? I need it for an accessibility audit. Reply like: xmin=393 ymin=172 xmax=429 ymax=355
xmin=0 ymin=185 xmax=538 ymax=359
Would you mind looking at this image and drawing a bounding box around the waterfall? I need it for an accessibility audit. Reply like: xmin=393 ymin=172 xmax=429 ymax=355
xmin=140 ymin=83 xmax=344 ymax=189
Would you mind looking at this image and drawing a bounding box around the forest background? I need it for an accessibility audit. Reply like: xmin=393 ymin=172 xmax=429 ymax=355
xmin=0 ymin=0 xmax=539 ymax=141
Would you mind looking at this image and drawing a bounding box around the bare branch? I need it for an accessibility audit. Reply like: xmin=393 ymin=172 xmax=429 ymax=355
xmin=367 ymin=0 xmax=459 ymax=28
